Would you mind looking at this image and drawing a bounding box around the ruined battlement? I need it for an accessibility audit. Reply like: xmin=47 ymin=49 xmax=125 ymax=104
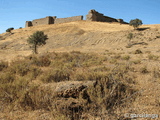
xmin=25 ymin=10 xmax=128 ymax=27
xmin=54 ymin=16 xmax=83 ymax=24
xmin=86 ymin=9 xmax=128 ymax=24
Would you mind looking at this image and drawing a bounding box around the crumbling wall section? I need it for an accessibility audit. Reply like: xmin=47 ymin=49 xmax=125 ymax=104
xmin=86 ymin=9 xmax=128 ymax=24
xmin=25 ymin=21 xmax=33 ymax=27
xmin=86 ymin=9 xmax=118 ymax=22
xmin=54 ymin=16 xmax=83 ymax=24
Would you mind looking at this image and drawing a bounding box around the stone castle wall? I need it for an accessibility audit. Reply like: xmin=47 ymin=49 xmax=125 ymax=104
xmin=32 ymin=16 xmax=56 ymax=26
xmin=86 ymin=9 xmax=128 ymax=24
xmin=54 ymin=16 xmax=83 ymax=24
xmin=25 ymin=16 xmax=56 ymax=27
xmin=25 ymin=10 xmax=128 ymax=27
xmin=86 ymin=9 xmax=118 ymax=22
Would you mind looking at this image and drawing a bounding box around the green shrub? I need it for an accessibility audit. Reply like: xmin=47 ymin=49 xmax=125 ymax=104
xmin=129 ymin=19 xmax=143 ymax=29
xmin=6 ymin=27 xmax=14 ymax=33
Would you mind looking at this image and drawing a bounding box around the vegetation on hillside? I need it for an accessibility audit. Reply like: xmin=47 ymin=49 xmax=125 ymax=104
xmin=0 ymin=51 xmax=140 ymax=119
xmin=129 ymin=18 xmax=143 ymax=29
xmin=6 ymin=27 xmax=14 ymax=33
xmin=27 ymin=31 xmax=48 ymax=54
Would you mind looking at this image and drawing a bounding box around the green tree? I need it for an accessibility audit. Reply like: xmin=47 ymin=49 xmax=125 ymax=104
xmin=129 ymin=19 xmax=143 ymax=29
xmin=6 ymin=27 xmax=14 ymax=33
xmin=27 ymin=31 xmax=48 ymax=54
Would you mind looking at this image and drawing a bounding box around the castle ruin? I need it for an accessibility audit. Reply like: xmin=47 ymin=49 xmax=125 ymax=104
xmin=86 ymin=9 xmax=128 ymax=24
xmin=25 ymin=10 xmax=128 ymax=27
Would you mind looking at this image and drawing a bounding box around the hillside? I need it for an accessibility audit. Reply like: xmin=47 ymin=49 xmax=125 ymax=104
xmin=0 ymin=21 xmax=160 ymax=120
xmin=0 ymin=21 xmax=160 ymax=61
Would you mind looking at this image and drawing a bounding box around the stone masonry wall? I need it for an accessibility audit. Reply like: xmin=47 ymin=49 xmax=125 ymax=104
xmin=86 ymin=9 xmax=128 ymax=24
xmin=25 ymin=10 xmax=127 ymax=27
xmin=25 ymin=21 xmax=33 ymax=27
xmin=86 ymin=9 xmax=118 ymax=22
xmin=32 ymin=16 xmax=56 ymax=26
xmin=54 ymin=16 xmax=83 ymax=24
xmin=25 ymin=16 xmax=56 ymax=27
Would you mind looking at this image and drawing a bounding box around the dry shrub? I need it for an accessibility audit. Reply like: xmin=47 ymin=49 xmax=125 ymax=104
xmin=148 ymin=54 xmax=159 ymax=60
xmin=121 ymin=55 xmax=131 ymax=60
xmin=51 ymin=51 xmax=103 ymax=68
xmin=131 ymin=59 xmax=141 ymax=64
xmin=0 ymin=72 xmax=15 ymax=84
xmin=85 ymin=67 xmax=137 ymax=119
xmin=31 ymin=55 xmax=51 ymax=67
xmin=19 ymin=85 xmax=53 ymax=110
xmin=134 ymin=49 xmax=143 ymax=54
xmin=40 ymin=68 xmax=70 ymax=83
xmin=0 ymin=77 xmax=29 ymax=104
xmin=10 ymin=62 xmax=30 ymax=76
xmin=0 ymin=61 xmax=8 ymax=71
xmin=140 ymin=66 xmax=149 ymax=74
xmin=152 ymin=68 xmax=160 ymax=78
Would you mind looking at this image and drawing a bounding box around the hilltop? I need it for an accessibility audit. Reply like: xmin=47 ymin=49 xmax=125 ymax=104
xmin=0 ymin=21 xmax=160 ymax=120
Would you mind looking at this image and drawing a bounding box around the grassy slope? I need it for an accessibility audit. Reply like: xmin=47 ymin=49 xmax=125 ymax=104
xmin=0 ymin=21 xmax=160 ymax=119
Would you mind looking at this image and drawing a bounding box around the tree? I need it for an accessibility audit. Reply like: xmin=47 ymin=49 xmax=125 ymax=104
xmin=129 ymin=19 xmax=143 ymax=30
xmin=6 ymin=27 xmax=14 ymax=33
xmin=27 ymin=31 xmax=48 ymax=54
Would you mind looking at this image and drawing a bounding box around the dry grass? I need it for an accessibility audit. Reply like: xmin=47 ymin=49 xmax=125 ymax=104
xmin=0 ymin=21 xmax=160 ymax=119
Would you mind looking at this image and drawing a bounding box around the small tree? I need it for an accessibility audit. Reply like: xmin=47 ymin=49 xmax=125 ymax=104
xmin=6 ymin=27 xmax=14 ymax=33
xmin=27 ymin=31 xmax=48 ymax=54
xmin=129 ymin=19 xmax=143 ymax=30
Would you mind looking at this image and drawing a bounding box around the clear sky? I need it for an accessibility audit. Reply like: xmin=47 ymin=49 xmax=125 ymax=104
xmin=0 ymin=0 xmax=160 ymax=33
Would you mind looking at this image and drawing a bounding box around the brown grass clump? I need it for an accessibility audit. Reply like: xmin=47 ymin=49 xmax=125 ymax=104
xmin=148 ymin=54 xmax=159 ymax=60
xmin=0 ymin=61 xmax=8 ymax=71
xmin=40 ymin=68 xmax=70 ymax=83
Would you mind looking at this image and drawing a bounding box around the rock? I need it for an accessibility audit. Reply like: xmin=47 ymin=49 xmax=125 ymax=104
xmin=55 ymin=81 xmax=95 ymax=99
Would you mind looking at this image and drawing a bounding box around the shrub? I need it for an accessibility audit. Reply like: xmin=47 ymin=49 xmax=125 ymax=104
xmin=148 ymin=54 xmax=159 ymax=60
xmin=32 ymin=55 xmax=51 ymax=67
xmin=6 ymin=27 xmax=14 ymax=33
xmin=0 ymin=61 xmax=8 ymax=71
xmin=10 ymin=62 xmax=30 ymax=76
xmin=131 ymin=59 xmax=141 ymax=64
xmin=41 ymin=69 xmax=70 ymax=83
xmin=134 ymin=49 xmax=143 ymax=54
xmin=0 ymin=72 xmax=15 ymax=84
xmin=127 ymin=33 xmax=133 ymax=41
xmin=140 ymin=66 xmax=149 ymax=74
xmin=0 ymin=77 xmax=29 ymax=104
xmin=29 ymin=67 xmax=42 ymax=79
xmin=129 ymin=19 xmax=143 ymax=30
xmin=121 ymin=55 xmax=131 ymax=60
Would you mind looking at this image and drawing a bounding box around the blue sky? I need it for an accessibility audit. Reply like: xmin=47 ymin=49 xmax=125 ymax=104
xmin=0 ymin=0 xmax=160 ymax=33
